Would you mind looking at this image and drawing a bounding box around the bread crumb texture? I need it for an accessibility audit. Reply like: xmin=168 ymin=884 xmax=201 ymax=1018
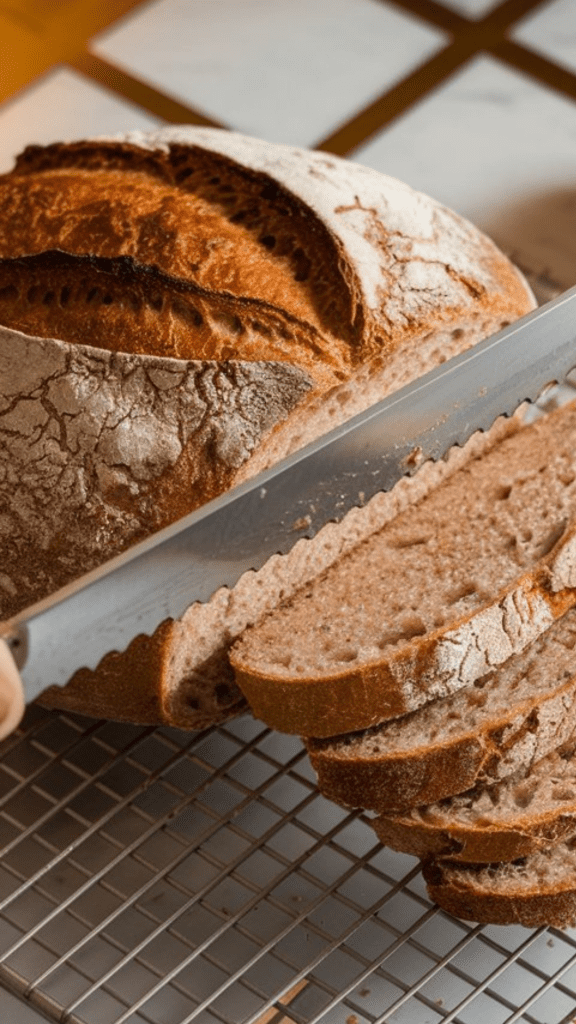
xmin=232 ymin=400 xmax=576 ymax=737
xmin=307 ymin=603 xmax=576 ymax=811
xmin=375 ymin=738 xmax=576 ymax=864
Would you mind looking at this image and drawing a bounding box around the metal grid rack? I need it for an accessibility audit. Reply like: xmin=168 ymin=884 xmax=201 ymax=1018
xmin=2 ymin=701 xmax=576 ymax=1024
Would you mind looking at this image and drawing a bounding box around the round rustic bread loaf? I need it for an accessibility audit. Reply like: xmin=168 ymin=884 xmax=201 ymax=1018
xmin=0 ymin=126 xmax=535 ymax=735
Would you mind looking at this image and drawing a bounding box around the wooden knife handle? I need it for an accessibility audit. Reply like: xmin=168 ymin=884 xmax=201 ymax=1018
xmin=0 ymin=638 xmax=25 ymax=740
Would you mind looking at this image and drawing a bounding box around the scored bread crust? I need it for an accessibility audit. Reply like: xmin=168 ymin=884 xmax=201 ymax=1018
xmin=0 ymin=126 xmax=534 ymax=730
xmin=422 ymin=847 xmax=576 ymax=928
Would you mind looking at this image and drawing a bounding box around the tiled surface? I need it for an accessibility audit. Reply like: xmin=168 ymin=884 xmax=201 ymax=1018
xmin=4 ymin=2 xmax=576 ymax=1023
xmin=92 ymin=0 xmax=448 ymax=147
xmin=512 ymin=0 xmax=576 ymax=74
xmin=0 ymin=65 xmax=161 ymax=174
xmin=353 ymin=53 xmax=576 ymax=288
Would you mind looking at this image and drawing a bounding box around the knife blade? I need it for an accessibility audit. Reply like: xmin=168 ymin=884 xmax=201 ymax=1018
xmin=3 ymin=284 xmax=576 ymax=705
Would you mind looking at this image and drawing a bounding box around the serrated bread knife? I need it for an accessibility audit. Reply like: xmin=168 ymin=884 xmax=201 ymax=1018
xmin=3 ymin=284 xmax=576 ymax=733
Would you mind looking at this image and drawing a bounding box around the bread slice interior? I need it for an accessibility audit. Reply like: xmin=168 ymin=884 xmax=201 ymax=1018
xmin=232 ymin=400 xmax=576 ymax=736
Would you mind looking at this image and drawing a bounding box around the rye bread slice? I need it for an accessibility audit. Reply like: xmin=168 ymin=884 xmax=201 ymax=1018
xmin=306 ymin=603 xmax=576 ymax=813
xmin=375 ymin=739 xmax=576 ymax=864
xmin=423 ymin=843 xmax=576 ymax=928
xmin=232 ymin=400 xmax=576 ymax=738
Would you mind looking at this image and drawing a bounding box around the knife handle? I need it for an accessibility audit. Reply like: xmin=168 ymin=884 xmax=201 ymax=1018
xmin=0 ymin=638 xmax=25 ymax=740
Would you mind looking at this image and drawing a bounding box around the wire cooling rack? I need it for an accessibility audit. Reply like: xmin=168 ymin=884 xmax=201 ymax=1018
xmin=2 ymin=703 xmax=576 ymax=1024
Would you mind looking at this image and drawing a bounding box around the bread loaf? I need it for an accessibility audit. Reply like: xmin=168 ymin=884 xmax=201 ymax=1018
xmin=0 ymin=126 xmax=534 ymax=732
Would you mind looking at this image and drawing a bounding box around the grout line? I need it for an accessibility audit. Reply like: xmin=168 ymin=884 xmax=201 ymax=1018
xmin=1 ymin=0 xmax=575 ymax=167
xmin=316 ymin=4 xmax=574 ymax=159
xmin=386 ymin=0 xmax=548 ymax=34
xmin=71 ymin=50 xmax=227 ymax=128
xmin=481 ymin=0 xmax=549 ymax=31
xmin=315 ymin=39 xmax=472 ymax=156
xmin=491 ymin=38 xmax=576 ymax=102
xmin=315 ymin=0 xmax=562 ymax=157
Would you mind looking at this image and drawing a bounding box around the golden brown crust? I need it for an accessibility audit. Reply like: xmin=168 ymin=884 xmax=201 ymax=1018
xmin=0 ymin=250 xmax=338 ymax=385
xmin=5 ymin=140 xmax=359 ymax=357
xmin=309 ymin=732 xmax=488 ymax=813
xmin=374 ymin=738 xmax=576 ymax=864
xmin=423 ymin=857 xmax=576 ymax=928
xmin=306 ymin=587 xmax=576 ymax=812
xmin=375 ymin=811 xmax=576 ymax=864
xmin=308 ymin=673 xmax=576 ymax=812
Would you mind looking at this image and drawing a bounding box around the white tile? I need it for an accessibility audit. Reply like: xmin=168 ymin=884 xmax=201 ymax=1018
xmin=0 ymin=66 xmax=162 ymax=174
xmin=91 ymin=0 xmax=448 ymax=147
xmin=513 ymin=0 xmax=576 ymax=75
xmin=434 ymin=0 xmax=502 ymax=16
xmin=353 ymin=54 xmax=576 ymax=288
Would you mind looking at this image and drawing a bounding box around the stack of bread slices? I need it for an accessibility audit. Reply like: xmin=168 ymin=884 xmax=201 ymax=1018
xmin=3 ymin=125 xmax=576 ymax=928
xmin=231 ymin=397 xmax=576 ymax=928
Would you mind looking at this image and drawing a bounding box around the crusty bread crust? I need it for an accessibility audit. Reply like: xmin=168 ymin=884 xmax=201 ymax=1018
xmin=305 ymin=541 xmax=576 ymax=811
xmin=423 ymin=850 xmax=576 ymax=928
xmin=374 ymin=745 xmax=576 ymax=863
xmin=307 ymin=643 xmax=576 ymax=813
xmin=0 ymin=326 xmax=310 ymax=619
xmin=0 ymin=127 xmax=534 ymax=730
xmin=378 ymin=803 xmax=576 ymax=866
xmin=376 ymin=815 xmax=543 ymax=864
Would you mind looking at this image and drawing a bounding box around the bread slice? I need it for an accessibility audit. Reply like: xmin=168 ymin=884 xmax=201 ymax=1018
xmin=232 ymin=399 xmax=576 ymax=738
xmin=306 ymin=597 xmax=576 ymax=812
xmin=0 ymin=126 xmax=534 ymax=731
xmin=375 ymin=739 xmax=576 ymax=864
xmin=423 ymin=844 xmax=576 ymax=928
